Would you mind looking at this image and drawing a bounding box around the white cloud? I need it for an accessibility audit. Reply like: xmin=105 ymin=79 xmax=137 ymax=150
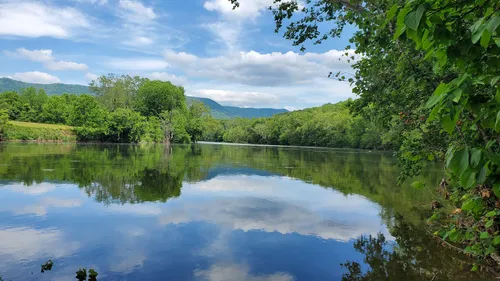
xmin=85 ymin=72 xmax=99 ymax=82
xmin=195 ymin=263 xmax=294 ymax=281
xmin=190 ymin=89 xmax=278 ymax=107
xmin=0 ymin=2 xmax=90 ymax=38
xmin=12 ymin=71 xmax=61 ymax=84
xmin=0 ymin=227 xmax=79 ymax=262
xmin=203 ymin=21 xmax=242 ymax=52
xmin=203 ymin=0 xmax=275 ymax=21
xmin=148 ymin=72 xmax=187 ymax=86
xmin=161 ymin=49 xmax=355 ymax=107
xmin=106 ymin=204 xmax=162 ymax=216
xmin=16 ymin=197 xmax=83 ymax=216
xmin=76 ymin=0 xmax=109 ymax=5
xmin=164 ymin=49 xmax=355 ymax=87
xmin=124 ymin=36 xmax=154 ymax=47
xmin=6 ymin=182 xmax=57 ymax=195
xmin=118 ymin=0 xmax=157 ymax=24
xmin=104 ymin=58 xmax=169 ymax=71
xmin=5 ymin=48 xmax=88 ymax=71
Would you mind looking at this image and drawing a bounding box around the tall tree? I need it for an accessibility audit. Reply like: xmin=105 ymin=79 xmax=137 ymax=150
xmin=187 ymin=100 xmax=210 ymax=143
xmin=136 ymin=80 xmax=186 ymax=144
xmin=89 ymin=74 xmax=148 ymax=111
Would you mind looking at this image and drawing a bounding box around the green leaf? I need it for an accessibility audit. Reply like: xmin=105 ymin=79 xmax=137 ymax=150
xmin=411 ymin=181 xmax=424 ymax=189
xmin=495 ymin=111 xmax=500 ymax=132
xmin=486 ymin=16 xmax=500 ymax=34
xmin=486 ymin=211 xmax=497 ymax=218
xmin=470 ymin=17 xmax=484 ymax=34
xmin=441 ymin=115 xmax=455 ymax=134
xmin=493 ymin=183 xmax=500 ymax=198
xmin=394 ymin=7 xmax=410 ymax=40
xmin=405 ymin=5 xmax=425 ymax=30
xmin=480 ymin=29 xmax=491 ymax=48
xmin=459 ymin=147 xmax=470 ymax=174
xmin=426 ymin=83 xmax=449 ymax=108
xmin=472 ymin=24 xmax=487 ymax=43
xmin=452 ymin=88 xmax=462 ymax=102
xmin=496 ymin=38 xmax=500 ymax=47
xmin=459 ymin=169 xmax=476 ymax=189
xmin=486 ymin=220 xmax=494 ymax=228
xmin=477 ymin=165 xmax=488 ymax=184
xmin=386 ymin=4 xmax=399 ymax=22
xmin=470 ymin=149 xmax=482 ymax=168
xmin=447 ymin=148 xmax=468 ymax=175
xmin=491 ymin=76 xmax=500 ymax=86
xmin=494 ymin=236 xmax=500 ymax=245
xmin=480 ymin=232 xmax=490 ymax=239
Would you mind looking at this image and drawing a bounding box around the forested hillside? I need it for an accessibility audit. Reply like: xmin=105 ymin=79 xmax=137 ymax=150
xmin=0 ymin=78 xmax=287 ymax=119
xmin=202 ymin=101 xmax=389 ymax=150
xmin=0 ymin=77 xmax=90 ymax=95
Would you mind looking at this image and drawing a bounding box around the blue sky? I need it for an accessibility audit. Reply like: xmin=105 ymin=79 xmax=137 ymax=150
xmin=0 ymin=0 xmax=356 ymax=110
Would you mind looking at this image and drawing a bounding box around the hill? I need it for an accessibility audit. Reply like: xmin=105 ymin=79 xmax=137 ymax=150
xmin=185 ymin=97 xmax=287 ymax=119
xmin=0 ymin=77 xmax=90 ymax=95
xmin=0 ymin=78 xmax=287 ymax=119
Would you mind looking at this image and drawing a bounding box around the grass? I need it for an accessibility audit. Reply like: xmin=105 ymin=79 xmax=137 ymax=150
xmin=4 ymin=121 xmax=76 ymax=142
xmin=9 ymin=121 xmax=73 ymax=130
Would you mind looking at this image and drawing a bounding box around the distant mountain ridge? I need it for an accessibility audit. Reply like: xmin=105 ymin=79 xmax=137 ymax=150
xmin=0 ymin=78 xmax=287 ymax=119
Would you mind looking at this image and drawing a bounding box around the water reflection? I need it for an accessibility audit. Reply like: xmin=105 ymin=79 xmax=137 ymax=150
xmin=0 ymin=143 xmax=494 ymax=281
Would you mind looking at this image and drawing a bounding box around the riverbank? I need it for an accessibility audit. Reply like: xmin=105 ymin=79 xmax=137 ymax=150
xmin=3 ymin=121 xmax=77 ymax=142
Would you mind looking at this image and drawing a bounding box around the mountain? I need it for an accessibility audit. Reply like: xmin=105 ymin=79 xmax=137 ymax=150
xmin=185 ymin=96 xmax=287 ymax=119
xmin=0 ymin=77 xmax=90 ymax=95
xmin=0 ymin=78 xmax=288 ymax=119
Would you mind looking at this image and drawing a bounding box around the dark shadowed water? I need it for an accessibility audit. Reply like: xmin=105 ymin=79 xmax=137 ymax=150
xmin=0 ymin=143 xmax=495 ymax=281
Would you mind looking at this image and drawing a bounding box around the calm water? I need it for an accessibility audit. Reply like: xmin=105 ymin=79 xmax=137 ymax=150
xmin=0 ymin=143 xmax=495 ymax=281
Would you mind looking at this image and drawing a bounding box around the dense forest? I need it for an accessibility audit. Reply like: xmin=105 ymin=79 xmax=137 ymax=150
xmin=0 ymin=75 xmax=387 ymax=149
xmin=0 ymin=76 xmax=212 ymax=144
xmin=202 ymin=101 xmax=392 ymax=150
xmin=0 ymin=77 xmax=287 ymax=119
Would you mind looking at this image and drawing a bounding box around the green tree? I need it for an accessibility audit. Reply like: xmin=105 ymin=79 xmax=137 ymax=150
xmin=89 ymin=74 xmax=148 ymax=111
xmin=187 ymin=101 xmax=210 ymax=143
xmin=107 ymin=108 xmax=146 ymax=143
xmin=136 ymin=80 xmax=187 ymax=144
xmin=0 ymin=109 xmax=9 ymax=141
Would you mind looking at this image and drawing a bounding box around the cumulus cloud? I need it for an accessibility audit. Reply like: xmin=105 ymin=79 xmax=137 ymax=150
xmin=118 ymin=0 xmax=157 ymax=24
xmin=76 ymin=0 xmax=108 ymax=5
xmin=164 ymin=49 xmax=355 ymax=87
xmin=148 ymin=72 xmax=187 ymax=86
xmin=160 ymin=197 xmax=386 ymax=242
xmin=85 ymin=72 xmax=99 ymax=82
xmin=195 ymin=263 xmax=294 ymax=281
xmin=104 ymin=58 xmax=169 ymax=71
xmin=11 ymin=71 xmax=61 ymax=84
xmin=0 ymin=1 xmax=90 ymax=38
xmin=0 ymin=227 xmax=79 ymax=263
xmin=15 ymin=197 xmax=83 ymax=216
xmin=190 ymin=89 xmax=279 ymax=107
xmin=5 ymin=48 xmax=88 ymax=71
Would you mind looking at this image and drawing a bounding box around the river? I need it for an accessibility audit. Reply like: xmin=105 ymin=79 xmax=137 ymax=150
xmin=0 ymin=143 xmax=495 ymax=281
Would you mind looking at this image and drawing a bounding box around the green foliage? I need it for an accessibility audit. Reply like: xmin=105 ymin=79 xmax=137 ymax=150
xmin=204 ymin=101 xmax=389 ymax=149
xmin=0 ymin=109 xmax=9 ymax=141
xmin=229 ymin=0 xmax=500 ymax=263
xmin=89 ymin=74 xmax=147 ymax=111
xmin=0 ymin=76 xmax=206 ymax=144
xmin=137 ymin=80 xmax=187 ymax=143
